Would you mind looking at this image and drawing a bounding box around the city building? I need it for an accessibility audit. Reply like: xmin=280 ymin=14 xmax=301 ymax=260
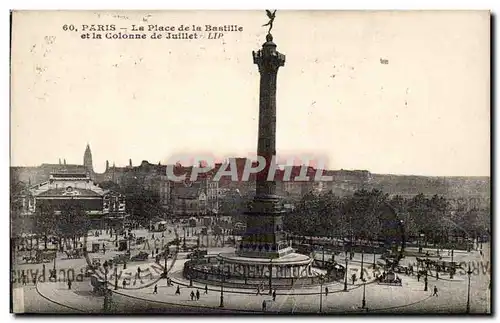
xmin=169 ymin=168 xmax=220 ymax=217
xmin=20 ymin=172 xmax=125 ymax=229
xmin=171 ymin=182 xmax=207 ymax=216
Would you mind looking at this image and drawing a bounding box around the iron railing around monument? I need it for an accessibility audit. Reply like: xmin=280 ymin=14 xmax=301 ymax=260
xmin=182 ymin=256 xmax=341 ymax=289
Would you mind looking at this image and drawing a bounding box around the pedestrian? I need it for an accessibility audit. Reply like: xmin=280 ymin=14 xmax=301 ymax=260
xmin=257 ymin=286 xmax=261 ymax=295
xmin=190 ymin=290 xmax=195 ymax=300
xmin=22 ymin=274 xmax=26 ymax=285
xmin=196 ymin=289 xmax=200 ymax=300
xmin=153 ymin=284 xmax=158 ymax=294
xmin=262 ymin=300 xmax=267 ymax=312
xmin=417 ymin=273 xmax=421 ymax=282
xmin=122 ymin=279 xmax=126 ymax=289
xmin=137 ymin=267 xmax=141 ymax=278
xmin=152 ymin=233 xmax=155 ymax=239
xmin=205 ymin=284 xmax=208 ymax=294
xmin=175 ymin=285 xmax=181 ymax=295
xmin=272 ymin=289 xmax=276 ymax=301
xmin=32 ymin=276 xmax=37 ymax=285
xmin=325 ymin=287 xmax=329 ymax=296
xmin=68 ymin=279 xmax=72 ymax=290
xmin=433 ymin=285 xmax=438 ymax=297
xmin=103 ymin=243 xmax=106 ymax=254
xmin=156 ymin=248 xmax=159 ymax=255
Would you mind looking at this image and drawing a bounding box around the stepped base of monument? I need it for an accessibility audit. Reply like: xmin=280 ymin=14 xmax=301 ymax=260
xmin=183 ymin=252 xmax=338 ymax=289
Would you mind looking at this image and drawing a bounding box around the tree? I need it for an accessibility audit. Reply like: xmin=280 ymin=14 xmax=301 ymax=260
xmin=122 ymin=177 xmax=163 ymax=225
xmin=33 ymin=202 xmax=56 ymax=249
xmin=10 ymin=171 xmax=27 ymax=238
xmin=56 ymin=200 xmax=89 ymax=250
xmin=407 ymin=193 xmax=432 ymax=242
xmin=344 ymin=189 xmax=386 ymax=241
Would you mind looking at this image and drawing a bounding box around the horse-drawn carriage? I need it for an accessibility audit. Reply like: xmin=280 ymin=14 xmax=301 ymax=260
xmin=111 ymin=252 xmax=130 ymax=265
xmin=65 ymin=249 xmax=82 ymax=259
xmin=130 ymin=251 xmax=149 ymax=261
xmin=377 ymin=270 xmax=403 ymax=286
xmin=24 ymin=250 xmax=56 ymax=264
xmin=187 ymin=249 xmax=207 ymax=259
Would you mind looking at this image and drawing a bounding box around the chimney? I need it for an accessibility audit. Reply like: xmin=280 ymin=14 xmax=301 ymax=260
xmin=106 ymin=160 xmax=109 ymax=172
xmin=64 ymin=159 xmax=66 ymax=165
xmin=129 ymin=159 xmax=132 ymax=167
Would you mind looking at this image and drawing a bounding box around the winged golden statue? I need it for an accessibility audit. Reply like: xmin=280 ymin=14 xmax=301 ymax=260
xmin=262 ymin=10 xmax=277 ymax=34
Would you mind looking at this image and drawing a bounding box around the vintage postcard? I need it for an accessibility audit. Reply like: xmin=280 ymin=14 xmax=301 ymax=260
xmin=10 ymin=10 xmax=491 ymax=314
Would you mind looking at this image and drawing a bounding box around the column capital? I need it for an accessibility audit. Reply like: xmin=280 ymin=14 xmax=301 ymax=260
xmin=252 ymin=35 xmax=285 ymax=73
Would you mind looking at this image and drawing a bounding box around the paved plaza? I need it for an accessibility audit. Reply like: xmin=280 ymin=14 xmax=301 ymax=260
xmin=12 ymin=224 xmax=491 ymax=314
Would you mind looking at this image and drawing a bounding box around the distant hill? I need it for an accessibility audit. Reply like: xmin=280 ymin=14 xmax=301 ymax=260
xmin=368 ymin=173 xmax=490 ymax=198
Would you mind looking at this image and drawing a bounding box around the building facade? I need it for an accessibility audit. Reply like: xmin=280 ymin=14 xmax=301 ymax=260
xmin=21 ymin=172 xmax=126 ymax=229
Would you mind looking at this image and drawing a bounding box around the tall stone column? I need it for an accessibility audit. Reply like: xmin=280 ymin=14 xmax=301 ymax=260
xmin=253 ymin=33 xmax=285 ymax=198
xmin=239 ymin=33 xmax=291 ymax=259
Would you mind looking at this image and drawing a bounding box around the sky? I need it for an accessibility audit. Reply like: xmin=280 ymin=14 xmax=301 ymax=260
xmin=10 ymin=10 xmax=490 ymax=176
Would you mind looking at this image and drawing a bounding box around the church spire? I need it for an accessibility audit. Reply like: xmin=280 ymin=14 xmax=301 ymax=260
xmin=83 ymin=143 xmax=93 ymax=172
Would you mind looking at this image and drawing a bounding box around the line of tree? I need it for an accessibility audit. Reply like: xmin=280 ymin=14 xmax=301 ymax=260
xmin=13 ymin=200 xmax=91 ymax=251
xmin=284 ymin=189 xmax=490 ymax=244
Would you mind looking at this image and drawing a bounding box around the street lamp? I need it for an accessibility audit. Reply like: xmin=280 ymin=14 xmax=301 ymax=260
xmin=183 ymin=227 xmax=186 ymax=250
xmin=361 ymin=278 xmax=367 ymax=309
xmin=114 ymin=266 xmax=118 ymax=290
xmin=372 ymin=242 xmax=376 ymax=267
xmin=424 ymin=269 xmax=428 ymax=292
xmin=219 ymin=259 xmax=224 ymax=308
xmin=104 ymin=262 xmax=108 ymax=287
xmin=268 ymin=261 xmax=273 ymax=295
xmin=466 ymin=263 xmax=472 ymax=313
xmin=344 ymin=256 xmax=348 ymax=291
xmin=52 ymin=250 xmax=57 ymax=278
xmin=319 ymin=274 xmax=325 ymax=313
xmin=103 ymin=262 xmax=109 ymax=312
xmin=162 ymin=247 xmax=169 ymax=278
xmin=360 ymin=247 xmax=364 ymax=280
